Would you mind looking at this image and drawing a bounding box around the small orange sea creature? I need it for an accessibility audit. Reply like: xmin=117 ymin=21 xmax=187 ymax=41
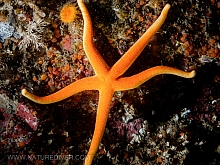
xmin=60 ymin=4 xmax=78 ymax=23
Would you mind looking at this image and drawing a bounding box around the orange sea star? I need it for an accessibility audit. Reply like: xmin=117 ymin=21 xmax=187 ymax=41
xmin=21 ymin=0 xmax=196 ymax=164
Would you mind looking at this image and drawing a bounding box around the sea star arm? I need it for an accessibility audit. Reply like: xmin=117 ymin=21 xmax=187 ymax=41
xmin=21 ymin=76 xmax=100 ymax=104
xmin=77 ymin=0 xmax=110 ymax=76
xmin=85 ymin=88 xmax=114 ymax=165
xmin=110 ymin=4 xmax=171 ymax=78
xmin=113 ymin=66 xmax=196 ymax=91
